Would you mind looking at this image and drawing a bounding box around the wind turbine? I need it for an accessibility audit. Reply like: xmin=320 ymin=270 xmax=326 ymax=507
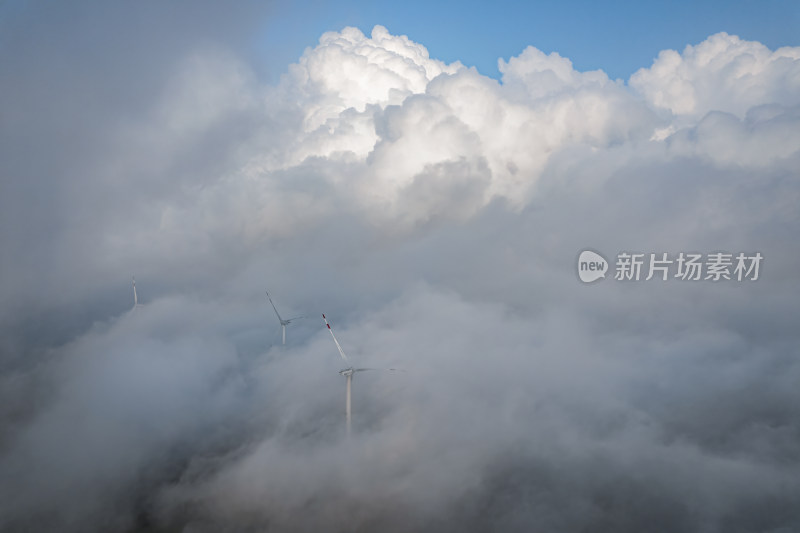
xmin=131 ymin=276 xmax=143 ymax=310
xmin=266 ymin=290 xmax=303 ymax=345
xmin=322 ymin=314 xmax=397 ymax=436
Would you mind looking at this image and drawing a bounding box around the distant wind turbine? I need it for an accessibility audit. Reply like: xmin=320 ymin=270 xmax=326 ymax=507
xmin=267 ymin=290 xmax=304 ymax=345
xmin=131 ymin=276 xmax=143 ymax=310
xmin=322 ymin=314 xmax=398 ymax=436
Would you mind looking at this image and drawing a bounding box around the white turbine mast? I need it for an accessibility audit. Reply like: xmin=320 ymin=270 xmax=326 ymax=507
xmin=322 ymin=314 xmax=397 ymax=437
xmin=131 ymin=276 xmax=143 ymax=310
xmin=267 ymin=290 xmax=303 ymax=345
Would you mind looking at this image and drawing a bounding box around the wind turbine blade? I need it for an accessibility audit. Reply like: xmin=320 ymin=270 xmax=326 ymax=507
xmin=354 ymin=368 xmax=401 ymax=372
xmin=132 ymin=276 xmax=138 ymax=307
xmin=322 ymin=314 xmax=350 ymax=363
xmin=286 ymin=316 xmax=305 ymax=321
xmin=266 ymin=290 xmax=283 ymax=322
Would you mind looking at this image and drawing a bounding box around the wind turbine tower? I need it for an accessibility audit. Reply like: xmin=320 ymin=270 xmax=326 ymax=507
xmin=267 ymin=290 xmax=303 ymax=345
xmin=131 ymin=276 xmax=143 ymax=309
xmin=322 ymin=314 xmax=397 ymax=436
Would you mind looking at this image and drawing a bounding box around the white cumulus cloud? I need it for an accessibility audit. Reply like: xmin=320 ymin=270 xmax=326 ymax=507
xmin=630 ymin=32 xmax=800 ymax=119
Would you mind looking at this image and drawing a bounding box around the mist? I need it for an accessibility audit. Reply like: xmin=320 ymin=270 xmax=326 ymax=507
xmin=1 ymin=3 xmax=799 ymax=532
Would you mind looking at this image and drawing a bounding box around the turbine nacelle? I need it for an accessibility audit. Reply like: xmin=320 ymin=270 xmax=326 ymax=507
xmin=339 ymin=368 xmax=354 ymax=377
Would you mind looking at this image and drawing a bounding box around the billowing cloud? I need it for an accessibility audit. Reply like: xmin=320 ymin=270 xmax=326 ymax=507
xmin=284 ymin=25 xmax=462 ymax=130
xmin=1 ymin=9 xmax=799 ymax=533
xmin=630 ymin=32 xmax=800 ymax=119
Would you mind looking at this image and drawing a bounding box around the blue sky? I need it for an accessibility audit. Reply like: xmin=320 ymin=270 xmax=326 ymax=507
xmin=260 ymin=0 xmax=799 ymax=81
